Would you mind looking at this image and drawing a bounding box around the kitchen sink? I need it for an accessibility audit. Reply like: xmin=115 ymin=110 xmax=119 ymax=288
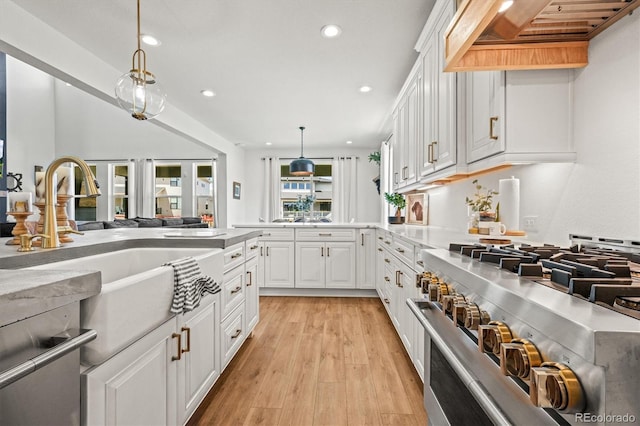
xmin=27 ymin=247 xmax=224 ymax=365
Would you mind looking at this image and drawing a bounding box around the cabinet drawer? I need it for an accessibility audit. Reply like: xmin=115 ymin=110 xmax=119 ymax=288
xmin=223 ymin=242 xmax=245 ymax=272
xmin=296 ymin=228 xmax=356 ymax=241
xmin=221 ymin=265 xmax=245 ymax=319
xmin=376 ymin=230 xmax=392 ymax=247
xmin=220 ymin=303 xmax=245 ymax=369
xmin=245 ymin=238 xmax=260 ymax=260
xmin=260 ymin=228 xmax=295 ymax=240
xmin=392 ymin=237 xmax=414 ymax=266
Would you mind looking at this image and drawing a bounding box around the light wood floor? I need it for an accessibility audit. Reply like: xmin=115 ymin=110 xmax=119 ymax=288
xmin=188 ymin=296 xmax=428 ymax=426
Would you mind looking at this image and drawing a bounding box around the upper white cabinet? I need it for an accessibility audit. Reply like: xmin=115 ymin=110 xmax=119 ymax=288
xmin=419 ymin=0 xmax=457 ymax=177
xmin=392 ymin=64 xmax=421 ymax=190
xmin=465 ymin=69 xmax=575 ymax=167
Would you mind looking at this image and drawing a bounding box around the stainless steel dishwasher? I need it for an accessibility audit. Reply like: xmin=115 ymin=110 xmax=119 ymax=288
xmin=0 ymin=302 xmax=96 ymax=426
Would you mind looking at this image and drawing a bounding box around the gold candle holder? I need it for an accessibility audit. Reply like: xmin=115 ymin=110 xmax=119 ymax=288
xmin=56 ymin=194 xmax=74 ymax=243
xmin=6 ymin=212 xmax=32 ymax=246
xmin=32 ymin=202 xmax=46 ymax=247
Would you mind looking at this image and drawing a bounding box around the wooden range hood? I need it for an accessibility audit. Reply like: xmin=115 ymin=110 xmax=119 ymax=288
xmin=445 ymin=0 xmax=640 ymax=71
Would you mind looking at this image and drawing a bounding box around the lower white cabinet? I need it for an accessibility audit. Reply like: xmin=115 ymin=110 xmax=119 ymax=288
xmin=221 ymin=302 xmax=246 ymax=369
xmin=356 ymin=229 xmax=376 ymax=289
xmin=245 ymin=255 xmax=260 ymax=333
xmin=83 ymin=295 xmax=219 ymax=426
xmin=262 ymin=241 xmax=295 ymax=288
xmin=295 ymin=241 xmax=356 ymax=288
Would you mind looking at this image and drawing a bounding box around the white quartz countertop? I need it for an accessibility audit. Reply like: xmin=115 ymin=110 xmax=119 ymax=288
xmin=233 ymin=222 xmax=380 ymax=229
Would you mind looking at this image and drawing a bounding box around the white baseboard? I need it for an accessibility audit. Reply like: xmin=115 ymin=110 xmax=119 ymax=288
xmin=258 ymin=287 xmax=378 ymax=298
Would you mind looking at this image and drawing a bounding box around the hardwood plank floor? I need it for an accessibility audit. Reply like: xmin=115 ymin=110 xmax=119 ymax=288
xmin=189 ymin=297 xmax=427 ymax=426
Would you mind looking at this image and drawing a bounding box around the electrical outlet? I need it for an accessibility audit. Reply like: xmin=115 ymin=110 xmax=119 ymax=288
xmin=523 ymin=216 xmax=538 ymax=232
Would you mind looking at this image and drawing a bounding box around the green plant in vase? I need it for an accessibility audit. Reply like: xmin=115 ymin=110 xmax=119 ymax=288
xmin=465 ymin=179 xmax=498 ymax=231
xmin=385 ymin=192 xmax=406 ymax=224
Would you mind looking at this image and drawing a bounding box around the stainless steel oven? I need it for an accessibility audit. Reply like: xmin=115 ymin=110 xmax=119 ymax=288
xmin=0 ymin=302 xmax=96 ymax=426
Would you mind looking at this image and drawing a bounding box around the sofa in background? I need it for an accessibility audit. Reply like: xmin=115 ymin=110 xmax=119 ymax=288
xmin=77 ymin=217 xmax=207 ymax=231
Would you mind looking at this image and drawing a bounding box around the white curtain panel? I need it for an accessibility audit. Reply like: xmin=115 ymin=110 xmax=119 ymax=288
xmin=260 ymin=157 xmax=281 ymax=222
xmin=136 ymin=159 xmax=155 ymax=218
xmin=332 ymin=156 xmax=357 ymax=223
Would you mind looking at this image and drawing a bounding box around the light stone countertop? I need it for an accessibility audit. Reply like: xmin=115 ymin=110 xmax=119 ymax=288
xmin=0 ymin=227 xmax=260 ymax=326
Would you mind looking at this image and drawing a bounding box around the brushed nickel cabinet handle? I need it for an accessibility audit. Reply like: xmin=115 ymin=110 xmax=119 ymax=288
xmin=394 ymin=172 xmax=399 ymax=185
xmin=489 ymin=116 xmax=499 ymax=140
xmin=384 ymin=240 xmax=391 ymax=245
xmin=396 ymin=270 xmax=400 ymax=286
xmin=266 ymin=247 xmax=270 ymax=256
xmin=384 ymin=258 xmax=391 ymax=263
xmin=321 ymin=247 xmax=324 ymax=257
xmin=231 ymin=252 xmax=242 ymax=259
xmin=246 ymin=271 xmax=252 ymax=286
xmin=319 ymin=232 xmax=332 ymax=236
xmin=231 ymin=286 xmax=242 ymax=294
xmin=417 ymin=260 xmax=424 ymax=266
xmin=260 ymin=246 xmax=264 ymax=256
xmin=398 ymin=271 xmax=404 ymax=288
xmin=181 ymin=327 xmax=191 ymax=354
xmin=384 ymin=276 xmax=391 ymax=282
xmin=327 ymin=247 xmax=330 ymax=257
xmin=231 ymin=329 xmax=242 ymax=339
xmin=172 ymin=333 xmax=182 ymax=361
xmin=432 ymin=141 xmax=438 ymax=162
xmin=378 ymin=236 xmax=383 ymax=240
xmin=361 ymin=234 xmax=364 ymax=246
xmin=396 ymin=247 xmax=405 ymax=254
xmin=249 ymin=245 xmax=259 ymax=250
xmin=384 ymin=298 xmax=390 ymax=304
xmin=378 ymin=248 xmax=383 ymax=252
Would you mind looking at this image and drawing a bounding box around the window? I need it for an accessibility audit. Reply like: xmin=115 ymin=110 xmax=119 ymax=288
xmin=113 ymin=164 xmax=129 ymax=219
xmin=279 ymin=163 xmax=332 ymax=221
xmin=195 ymin=163 xmax=215 ymax=226
xmin=74 ymin=163 xmax=98 ymax=221
xmin=155 ymin=163 xmax=182 ymax=217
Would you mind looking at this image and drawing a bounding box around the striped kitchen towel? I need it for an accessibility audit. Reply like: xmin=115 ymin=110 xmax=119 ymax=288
xmin=163 ymin=257 xmax=220 ymax=314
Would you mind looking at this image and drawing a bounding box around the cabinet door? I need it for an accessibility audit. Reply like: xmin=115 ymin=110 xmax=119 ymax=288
xmin=375 ymin=244 xmax=386 ymax=296
xmin=403 ymin=71 xmax=420 ymax=185
xmin=398 ymin=264 xmax=415 ymax=358
xmin=221 ymin=303 xmax=246 ymax=369
xmin=295 ymin=242 xmax=325 ymax=288
xmin=391 ymin=109 xmax=403 ymax=190
xmin=357 ymin=229 xmax=376 ymax=289
xmin=466 ymin=70 xmax=506 ymax=163
xmin=264 ymin=241 xmax=295 ymax=288
xmin=84 ymin=319 xmax=178 ymax=426
xmin=258 ymin=242 xmax=266 ymax=288
xmin=245 ymin=256 xmax=260 ymax=332
xmin=177 ymin=297 xmax=219 ymax=423
xmin=221 ymin=264 xmax=245 ymax=320
xmin=419 ymin=34 xmax=437 ymax=177
xmin=325 ymin=242 xmax=356 ymax=288
xmin=433 ymin=5 xmax=457 ymax=171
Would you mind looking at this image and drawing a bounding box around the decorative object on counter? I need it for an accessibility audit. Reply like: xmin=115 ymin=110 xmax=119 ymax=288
xmin=232 ymin=181 xmax=241 ymax=199
xmin=8 ymin=191 xmax=32 ymax=213
xmin=465 ymin=179 xmax=498 ymax=233
xmin=114 ymin=0 xmax=166 ymax=120
xmin=407 ymin=192 xmax=428 ymax=225
xmin=34 ymin=170 xmax=45 ymax=203
xmin=5 ymin=212 xmax=31 ymax=246
xmin=478 ymin=221 xmax=506 ymax=236
xmin=498 ymin=176 xmax=525 ymax=236
xmin=289 ymin=126 xmax=314 ymax=176
xmin=368 ymin=151 xmax=381 ymax=194
xmin=55 ymin=194 xmax=75 ymax=243
xmin=31 ymin=201 xmax=45 ymax=247
xmin=55 ymin=166 xmax=72 ymax=195
xmin=6 ymin=172 xmax=23 ymax=192
xmin=385 ymin=192 xmax=406 ymax=224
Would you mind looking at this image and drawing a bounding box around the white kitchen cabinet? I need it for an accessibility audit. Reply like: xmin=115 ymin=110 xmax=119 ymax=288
xmin=220 ymin=302 xmax=246 ymax=369
xmin=84 ymin=296 xmax=220 ymax=426
xmin=245 ymin=255 xmax=259 ymax=333
xmin=392 ymin=62 xmax=421 ymax=190
xmin=295 ymin=241 xmax=356 ymax=288
xmin=177 ymin=297 xmax=219 ymax=423
xmin=465 ymin=68 xmax=575 ymax=168
xmin=221 ymin=263 xmax=245 ymax=320
xmin=356 ymin=229 xmax=376 ymax=289
xmin=262 ymin=241 xmax=295 ymax=288
xmin=419 ymin=0 xmax=457 ymax=177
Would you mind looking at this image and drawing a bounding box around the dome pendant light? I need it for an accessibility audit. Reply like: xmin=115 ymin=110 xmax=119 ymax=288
xmin=289 ymin=126 xmax=315 ymax=176
xmin=115 ymin=0 xmax=166 ymax=120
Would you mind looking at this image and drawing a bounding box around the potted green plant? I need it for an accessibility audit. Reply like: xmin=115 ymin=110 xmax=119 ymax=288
xmin=385 ymin=192 xmax=406 ymax=224
xmin=368 ymin=151 xmax=381 ymax=194
xmin=465 ymin=179 xmax=498 ymax=229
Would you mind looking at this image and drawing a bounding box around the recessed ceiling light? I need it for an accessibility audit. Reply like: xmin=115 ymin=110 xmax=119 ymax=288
xmin=499 ymin=1 xmax=513 ymax=13
xmin=346 ymin=140 xmax=353 ymax=144
xmin=321 ymin=24 xmax=342 ymax=38
xmin=359 ymin=85 xmax=372 ymax=93
xmin=266 ymin=142 xmax=272 ymax=146
xmin=65 ymin=82 xmax=72 ymax=87
xmin=200 ymin=89 xmax=216 ymax=97
xmin=141 ymin=34 xmax=160 ymax=46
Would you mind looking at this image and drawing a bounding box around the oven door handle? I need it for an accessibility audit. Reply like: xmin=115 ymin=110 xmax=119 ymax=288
xmin=0 ymin=328 xmax=97 ymax=390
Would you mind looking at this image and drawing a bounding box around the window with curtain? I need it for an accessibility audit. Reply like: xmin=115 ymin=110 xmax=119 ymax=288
xmin=155 ymin=163 xmax=182 ymax=217
xmin=279 ymin=163 xmax=332 ymax=221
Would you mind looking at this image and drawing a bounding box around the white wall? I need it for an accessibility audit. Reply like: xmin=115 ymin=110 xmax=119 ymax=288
xmin=426 ymin=10 xmax=640 ymax=245
xmin=237 ymin=147 xmax=381 ymax=224
xmin=6 ymin=56 xmax=56 ymax=192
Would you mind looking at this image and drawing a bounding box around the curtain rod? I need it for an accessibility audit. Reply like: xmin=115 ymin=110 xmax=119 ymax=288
xmin=261 ymin=156 xmax=359 ymax=160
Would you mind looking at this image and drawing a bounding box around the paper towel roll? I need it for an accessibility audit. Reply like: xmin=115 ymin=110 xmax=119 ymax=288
xmin=499 ymin=177 xmax=520 ymax=232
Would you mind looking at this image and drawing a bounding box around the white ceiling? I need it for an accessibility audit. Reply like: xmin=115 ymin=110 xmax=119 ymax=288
xmin=11 ymin=0 xmax=435 ymax=149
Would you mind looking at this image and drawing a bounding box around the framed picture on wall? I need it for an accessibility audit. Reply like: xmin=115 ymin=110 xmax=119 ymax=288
xmin=407 ymin=193 xmax=427 ymax=225
xmin=233 ymin=181 xmax=241 ymax=199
